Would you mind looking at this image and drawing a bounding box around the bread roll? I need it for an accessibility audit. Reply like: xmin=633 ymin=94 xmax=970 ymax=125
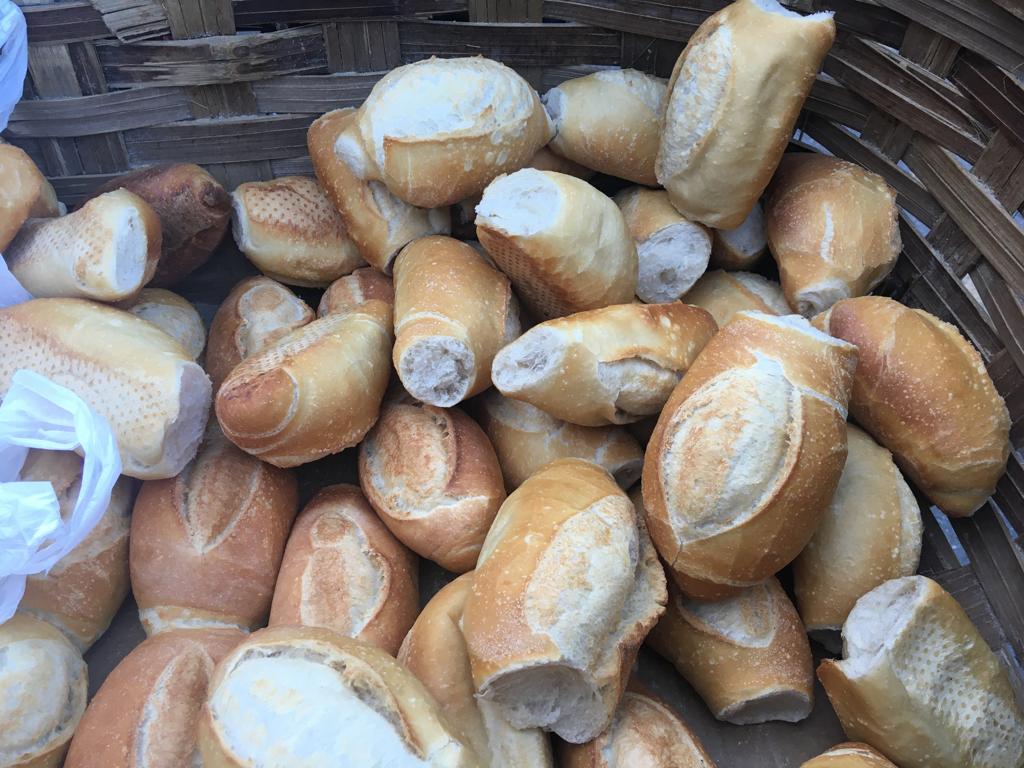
xmin=198 ymin=627 xmax=480 ymax=766
xmin=0 ymin=144 xmax=61 ymax=251
xmin=230 ymin=175 xmax=365 ymax=287
xmin=800 ymin=743 xmax=898 ymax=768
xmin=492 ymin=302 xmax=717 ymax=426
xmin=656 ymin=0 xmax=835 ymax=228
xmin=476 ymin=169 xmax=637 ymax=319
xmin=793 ymin=424 xmax=922 ymax=642
xmin=64 ymin=629 xmax=244 ymax=768
xmin=359 ymin=398 xmax=505 ymax=572
xmin=543 ymin=68 xmax=666 ymax=185
xmin=815 ymin=296 xmax=1010 ymax=516
xmin=6 ymin=189 xmax=160 ymax=301
xmin=615 ymin=187 xmax=712 ymax=303
xmin=17 ymin=450 xmax=134 ymax=651
xmin=318 ymin=266 xmax=393 ymax=317
xmin=642 ymin=311 xmax=857 ymax=599
xmin=206 ymin=275 xmax=314 ymax=391
xmin=335 ymin=57 xmax=552 ymax=208
xmin=818 ymin=576 xmax=1024 ymax=768
xmin=89 ymin=164 xmax=230 ymax=287
xmin=473 ymin=389 xmax=644 ymax=490
xmin=557 ymin=687 xmax=716 ymax=768
xmin=767 ymin=154 xmax=900 ymax=316
xmin=308 ymin=108 xmax=451 ymax=273
xmin=0 ymin=298 xmax=211 ymax=480
xmin=0 ymin=614 xmax=86 ymax=768
xmin=682 ymin=269 xmax=788 ymax=327
xmin=122 ymin=288 xmax=206 ymax=360
xmin=269 ymin=484 xmax=418 ymax=655
xmin=393 ymin=236 xmax=520 ymax=407
xmin=648 ymin=577 xmax=814 ymax=724
xmin=130 ymin=427 xmax=299 ymax=634
xmin=463 ymin=459 xmax=667 ymax=743
xmin=710 ymin=201 xmax=767 ymax=269
xmin=216 ymin=299 xmax=392 ymax=467
xmin=399 ymin=573 xmax=554 ymax=768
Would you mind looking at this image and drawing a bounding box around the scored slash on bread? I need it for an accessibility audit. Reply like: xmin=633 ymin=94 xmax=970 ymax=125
xmin=121 ymin=288 xmax=206 ymax=361
xmin=682 ymin=269 xmax=790 ymax=327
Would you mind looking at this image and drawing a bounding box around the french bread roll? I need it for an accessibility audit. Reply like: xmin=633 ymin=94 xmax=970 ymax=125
xmin=398 ymin=573 xmax=554 ymax=767
xmin=130 ymin=427 xmax=299 ymax=635
xmin=642 ymin=311 xmax=857 ymax=599
xmin=800 ymin=743 xmax=898 ymax=768
xmin=269 ymin=484 xmax=418 ymax=655
xmin=198 ymin=627 xmax=481 ymax=767
xmin=682 ymin=269 xmax=789 ymax=327
xmin=5 ymin=189 xmax=161 ymax=301
xmin=648 ymin=577 xmax=814 ymax=724
xmin=359 ymin=398 xmax=505 ymax=573
xmin=767 ymin=154 xmax=900 ymax=316
xmin=335 ymin=57 xmax=552 ymax=208
xmin=318 ymin=266 xmax=393 ymax=317
xmin=656 ymin=0 xmax=835 ymax=228
xmin=0 ymin=614 xmax=87 ymax=768
xmin=815 ymin=296 xmax=1010 ymax=516
xmin=230 ymin=175 xmax=365 ymax=287
xmin=473 ymin=389 xmax=644 ymax=490
xmin=63 ymin=629 xmax=244 ymax=768
xmin=557 ymin=686 xmax=717 ymax=768
xmin=818 ymin=576 xmax=1024 ymax=768
xmin=206 ymin=275 xmax=315 ymax=391
xmin=0 ymin=298 xmax=212 ymax=480
xmin=476 ymin=169 xmax=637 ymax=319
xmin=0 ymin=144 xmax=61 ymax=251
xmin=308 ymin=108 xmax=451 ymax=273
xmin=492 ymin=301 xmax=717 ymax=426
xmin=543 ymin=68 xmax=667 ymax=185
xmin=615 ymin=187 xmax=712 ymax=303
xmin=17 ymin=450 xmax=134 ymax=651
xmin=710 ymin=201 xmax=767 ymax=270
xmin=89 ymin=163 xmax=230 ymax=287
xmin=393 ymin=236 xmax=520 ymax=407
xmin=216 ymin=299 xmax=392 ymax=467
xmin=462 ymin=459 xmax=667 ymax=744
xmin=122 ymin=288 xmax=206 ymax=360
xmin=793 ymin=424 xmax=922 ymax=642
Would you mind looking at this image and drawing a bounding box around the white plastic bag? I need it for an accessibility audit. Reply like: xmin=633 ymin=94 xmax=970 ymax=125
xmin=0 ymin=369 xmax=122 ymax=623
xmin=0 ymin=0 xmax=27 ymax=132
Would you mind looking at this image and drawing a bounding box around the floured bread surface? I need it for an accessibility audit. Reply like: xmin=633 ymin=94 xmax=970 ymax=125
xmin=476 ymin=169 xmax=561 ymax=237
xmin=235 ymin=278 xmax=314 ymax=358
xmin=679 ymin=580 xmax=778 ymax=648
xmin=125 ymin=288 xmax=206 ymax=360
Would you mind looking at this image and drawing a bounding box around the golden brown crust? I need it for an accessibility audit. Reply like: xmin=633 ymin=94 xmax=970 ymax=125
xmin=682 ymin=270 xmax=789 ymax=327
xmin=0 ymin=145 xmax=52 ymax=251
xmin=800 ymin=743 xmax=898 ymax=768
xmin=121 ymin=288 xmax=206 ymax=361
xmin=318 ymin=267 xmax=394 ymax=317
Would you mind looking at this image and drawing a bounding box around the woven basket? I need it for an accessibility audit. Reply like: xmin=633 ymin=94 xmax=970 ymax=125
xmin=6 ymin=0 xmax=1024 ymax=763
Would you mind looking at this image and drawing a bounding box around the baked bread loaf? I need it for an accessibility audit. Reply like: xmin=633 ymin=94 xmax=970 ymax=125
xmin=122 ymin=288 xmax=206 ymax=360
xmin=17 ymin=450 xmax=134 ymax=651
xmin=319 ymin=266 xmax=393 ymax=317
xmin=767 ymin=154 xmax=900 ymax=316
xmin=393 ymin=236 xmax=520 ymax=407
xmin=0 ymin=298 xmax=212 ymax=480
xmin=793 ymin=424 xmax=922 ymax=643
xmin=648 ymin=576 xmax=814 ymax=724
xmin=682 ymin=269 xmax=789 ymax=327
xmin=64 ymin=629 xmax=244 ymax=768
xmin=543 ymin=68 xmax=666 ymax=185
xmin=800 ymin=743 xmax=898 ymax=768
xmin=216 ymin=299 xmax=392 ymax=467
xmin=6 ymin=188 xmax=161 ymax=301
xmin=462 ymin=459 xmax=667 ymax=743
xmin=198 ymin=627 xmax=480 ymax=766
xmin=642 ymin=311 xmax=857 ymax=599
xmin=473 ymin=389 xmax=644 ymax=490
xmin=0 ymin=144 xmax=62 ymax=251
xmin=359 ymin=398 xmax=505 ymax=573
xmin=230 ymin=175 xmax=364 ymax=287
xmin=615 ymin=187 xmax=712 ymax=303
xmin=710 ymin=201 xmax=767 ymax=270
xmin=308 ymin=108 xmax=451 ymax=273
xmin=656 ymin=0 xmax=835 ymax=228
xmin=399 ymin=573 xmax=554 ymax=768
xmin=814 ymin=296 xmax=1010 ymax=516
xmin=334 ymin=57 xmax=552 ymax=208
xmin=130 ymin=427 xmax=299 ymax=634
xmin=269 ymin=484 xmax=418 ymax=655
xmin=206 ymin=275 xmax=314 ymax=391
xmin=492 ymin=301 xmax=717 ymax=426
xmin=818 ymin=576 xmax=1024 ymax=768
xmin=476 ymin=169 xmax=637 ymax=319
xmin=89 ymin=164 xmax=230 ymax=287
xmin=0 ymin=614 xmax=87 ymax=768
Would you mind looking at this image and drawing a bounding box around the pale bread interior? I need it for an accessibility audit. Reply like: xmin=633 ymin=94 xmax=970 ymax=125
xmin=491 ymin=327 xmax=563 ymax=393
xmin=153 ymin=363 xmax=211 ymax=479
xmin=398 ymin=336 xmax=475 ymax=407
xmin=717 ymin=201 xmax=766 ymax=257
xmin=106 ymin=206 xmax=148 ymax=294
xmin=792 ymin=277 xmax=851 ymax=318
xmin=476 ymin=169 xmax=560 ymax=237
xmin=636 ymin=222 xmax=712 ymax=303
xmin=597 ymin=357 xmax=680 ymax=421
xmin=841 ymin=577 xmax=922 ymax=676
xmin=237 ymin=282 xmax=312 ymax=359
xmin=718 ymin=689 xmax=812 ymax=725
xmin=750 ymin=0 xmax=833 ymax=21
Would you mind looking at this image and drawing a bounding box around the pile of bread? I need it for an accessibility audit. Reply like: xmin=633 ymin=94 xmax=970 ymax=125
xmin=1 ymin=1 xmax=1022 ymax=766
